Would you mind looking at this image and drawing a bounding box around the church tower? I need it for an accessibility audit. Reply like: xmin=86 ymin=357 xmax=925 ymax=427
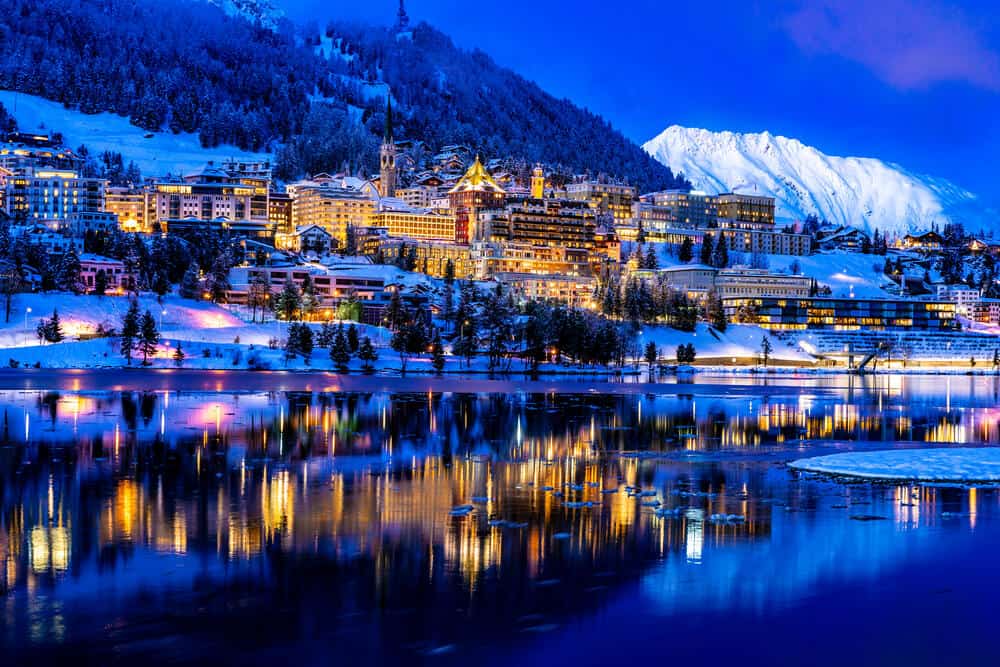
xmin=380 ymin=100 xmax=397 ymax=198
xmin=531 ymin=166 xmax=545 ymax=199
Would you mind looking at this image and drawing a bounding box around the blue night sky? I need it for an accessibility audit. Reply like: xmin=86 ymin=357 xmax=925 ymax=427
xmin=282 ymin=0 xmax=1000 ymax=196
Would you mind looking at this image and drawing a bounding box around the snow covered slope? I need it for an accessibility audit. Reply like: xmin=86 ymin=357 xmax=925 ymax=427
xmin=643 ymin=126 xmax=991 ymax=235
xmin=0 ymin=91 xmax=269 ymax=178
xmin=206 ymin=0 xmax=283 ymax=30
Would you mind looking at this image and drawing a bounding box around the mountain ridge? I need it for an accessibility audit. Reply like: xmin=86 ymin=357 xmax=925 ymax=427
xmin=643 ymin=125 xmax=990 ymax=235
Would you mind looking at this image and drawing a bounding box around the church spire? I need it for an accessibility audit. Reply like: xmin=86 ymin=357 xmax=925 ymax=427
xmin=380 ymin=99 xmax=397 ymax=198
xmin=384 ymin=99 xmax=394 ymax=143
xmin=397 ymin=0 xmax=409 ymax=30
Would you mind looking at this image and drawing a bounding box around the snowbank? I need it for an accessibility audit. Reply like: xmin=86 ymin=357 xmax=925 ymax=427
xmin=790 ymin=448 xmax=1000 ymax=482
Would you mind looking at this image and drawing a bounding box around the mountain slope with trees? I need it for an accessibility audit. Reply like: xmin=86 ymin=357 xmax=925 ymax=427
xmin=0 ymin=0 xmax=685 ymax=190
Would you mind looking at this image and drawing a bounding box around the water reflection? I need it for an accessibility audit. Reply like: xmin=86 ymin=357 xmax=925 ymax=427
xmin=1 ymin=377 xmax=999 ymax=663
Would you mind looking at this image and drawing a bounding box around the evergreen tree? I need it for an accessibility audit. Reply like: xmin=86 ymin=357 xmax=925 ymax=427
xmin=173 ymin=342 xmax=185 ymax=367
xmin=138 ymin=309 xmax=159 ymax=365
xmin=644 ymin=245 xmax=659 ymax=270
xmin=678 ymin=237 xmax=694 ymax=263
xmin=56 ymin=247 xmax=84 ymax=293
xmin=317 ymin=321 xmax=335 ymax=347
xmin=284 ymin=322 xmax=302 ymax=361
xmin=391 ymin=320 xmax=429 ymax=375
xmin=179 ymin=262 xmax=201 ymax=300
xmin=208 ymin=256 xmax=230 ymax=303
xmin=297 ymin=323 xmax=314 ymax=362
xmin=711 ymin=236 xmax=729 ymax=268
xmin=347 ymin=322 xmax=359 ymax=353
xmin=700 ymin=233 xmax=714 ymax=265
xmin=331 ymin=323 xmax=350 ymax=371
xmin=760 ymin=336 xmax=772 ymax=367
xmin=120 ymin=300 xmax=140 ymax=366
xmin=94 ymin=269 xmax=108 ymax=296
xmin=47 ymin=309 xmax=63 ymax=342
xmin=248 ymin=271 xmax=271 ymax=322
xmin=300 ymin=274 xmax=318 ymax=319
xmin=0 ymin=264 xmax=22 ymax=323
xmin=705 ymin=289 xmax=727 ymax=332
xmin=274 ymin=279 xmax=301 ymax=321
xmin=358 ymin=336 xmax=378 ymax=371
xmin=384 ymin=290 xmax=405 ymax=331
xmin=644 ymin=341 xmax=658 ymax=369
xmin=36 ymin=309 xmax=64 ymax=343
xmin=431 ymin=328 xmax=445 ymax=375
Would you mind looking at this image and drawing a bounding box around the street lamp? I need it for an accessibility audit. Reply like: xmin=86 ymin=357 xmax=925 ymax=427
xmin=24 ymin=306 xmax=32 ymax=346
xmin=160 ymin=309 xmax=166 ymax=330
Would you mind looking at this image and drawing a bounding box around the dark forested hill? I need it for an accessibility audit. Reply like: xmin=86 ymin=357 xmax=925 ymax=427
xmin=0 ymin=0 xmax=686 ymax=190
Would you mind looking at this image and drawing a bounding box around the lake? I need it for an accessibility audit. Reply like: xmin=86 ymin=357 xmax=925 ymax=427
xmin=2 ymin=371 xmax=999 ymax=665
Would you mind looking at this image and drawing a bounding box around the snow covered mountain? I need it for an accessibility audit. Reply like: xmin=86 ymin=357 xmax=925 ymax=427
xmin=643 ymin=126 xmax=991 ymax=235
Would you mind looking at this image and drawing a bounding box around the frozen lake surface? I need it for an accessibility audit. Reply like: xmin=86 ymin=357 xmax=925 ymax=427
xmin=3 ymin=371 xmax=1000 ymax=665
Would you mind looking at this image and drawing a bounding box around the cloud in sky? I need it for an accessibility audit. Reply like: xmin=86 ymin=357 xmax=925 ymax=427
xmin=783 ymin=0 xmax=1000 ymax=92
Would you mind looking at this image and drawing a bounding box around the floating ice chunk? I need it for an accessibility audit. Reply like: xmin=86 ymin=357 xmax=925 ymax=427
xmin=790 ymin=448 xmax=1000 ymax=482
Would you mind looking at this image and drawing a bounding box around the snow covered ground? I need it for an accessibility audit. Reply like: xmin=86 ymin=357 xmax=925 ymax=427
xmin=0 ymin=91 xmax=269 ymax=178
xmin=790 ymin=448 xmax=1000 ymax=482
xmin=638 ymin=323 xmax=811 ymax=364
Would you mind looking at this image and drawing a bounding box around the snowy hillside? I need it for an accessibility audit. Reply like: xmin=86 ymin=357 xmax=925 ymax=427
xmin=643 ymin=126 xmax=991 ymax=235
xmin=0 ymin=91 xmax=269 ymax=178
xmin=206 ymin=0 xmax=283 ymax=30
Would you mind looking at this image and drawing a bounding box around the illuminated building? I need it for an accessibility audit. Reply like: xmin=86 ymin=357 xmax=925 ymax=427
xmin=227 ymin=265 xmax=387 ymax=311
xmin=376 ymin=237 xmax=475 ymax=278
xmin=0 ymin=165 xmax=10 ymax=211
xmin=901 ymin=231 xmax=944 ymax=251
xmin=164 ymin=216 xmax=276 ymax=242
xmin=287 ymin=174 xmax=379 ymax=246
xmin=653 ymin=265 xmax=719 ymax=299
xmin=79 ymin=253 xmax=131 ymax=293
xmin=637 ymin=189 xmax=717 ymax=229
xmin=716 ymin=192 xmax=775 ymax=228
xmin=2 ymin=167 xmax=104 ymax=222
xmin=447 ymin=157 xmax=507 ymax=244
xmin=275 ymin=224 xmax=334 ymax=254
xmin=564 ymin=180 xmax=636 ymax=226
xmin=971 ymin=298 xmax=1000 ymax=324
xmin=640 ymin=227 xmax=810 ymax=257
xmin=935 ymin=285 xmax=981 ymax=317
xmin=104 ymin=186 xmax=146 ymax=231
xmin=0 ymin=133 xmax=82 ymax=174
xmin=397 ymin=184 xmax=441 ymax=209
xmin=722 ymin=296 xmax=957 ymax=331
xmin=268 ymin=191 xmax=294 ymax=234
xmin=372 ymin=199 xmax=457 ymax=241
xmin=494 ymin=272 xmax=597 ymax=308
xmin=472 ymin=241 xmax=592 ymax=278
xmin=530 ymin=166 xmax=545 ymax=199
xmin=714 ymin=268 xmax=812 ymax=299
xmin=148 ymin=162 xmax=269 ymax=235
xmin=479 ymin=198 xmax=596 ymax=249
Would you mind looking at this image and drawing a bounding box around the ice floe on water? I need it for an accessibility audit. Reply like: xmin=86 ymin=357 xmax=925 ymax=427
xmin=790 ymin=448 xmax=1000 ymax=482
